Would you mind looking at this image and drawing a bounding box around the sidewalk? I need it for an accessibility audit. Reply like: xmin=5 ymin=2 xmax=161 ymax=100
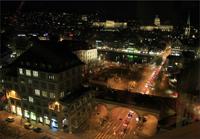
xmin=1 ymin=110 xmax=102 ymax=139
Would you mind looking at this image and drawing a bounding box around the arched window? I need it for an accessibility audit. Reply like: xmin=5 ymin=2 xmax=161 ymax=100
xmin=37 ymin=107 xmax=42 ymax=113
xmin=44 ymin=109 xmax=49 ymax=115
xmin=30 ymin=105 xmax=34 ymax=110
xmin=23 ymin=103 xmax=28 ymax=108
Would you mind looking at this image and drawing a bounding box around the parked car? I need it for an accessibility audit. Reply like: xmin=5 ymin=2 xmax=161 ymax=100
xmin=34 ymin=127 xmax=42 ymax=133
xmin=24 ymin=122 xmax=34 ymax=129
xmin=5 ymin=116 xmax=14 ymax=122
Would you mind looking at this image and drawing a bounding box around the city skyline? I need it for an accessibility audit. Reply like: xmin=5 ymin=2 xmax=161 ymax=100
xmin=1 ymin=1 xmax=199 ymax=25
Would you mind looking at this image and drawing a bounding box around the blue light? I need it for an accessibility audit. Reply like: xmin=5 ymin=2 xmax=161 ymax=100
xmin=46 ymin=33 xmax=48 ymax=35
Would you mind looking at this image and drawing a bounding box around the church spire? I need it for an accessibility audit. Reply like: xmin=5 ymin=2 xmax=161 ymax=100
xmin=185 ymin=11 xmax=190 ymax=39
xmin=187 ymin=11 xmax=190 ymax=27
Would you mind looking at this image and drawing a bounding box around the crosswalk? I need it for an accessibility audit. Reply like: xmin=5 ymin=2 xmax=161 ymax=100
xmin=94 ymin=133 xmax=112 ymax=139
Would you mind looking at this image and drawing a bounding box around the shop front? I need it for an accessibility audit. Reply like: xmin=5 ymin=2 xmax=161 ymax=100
xmin=12 ymin=105 xmax=16 ymax=113
xmin=30 ymin=112 xmax=36 ymax=121
xmin=52 ymin=118 xmax=58 ymax=128
xmin=17 ymin=107 xmax=22 ymax=116
xmin=44 ymin=116 xmax=50 ymax=126
xmin=24 ymin=110 xmax=29 ymax=118
xmin=38 ymin=116 xmax=43 ymax=123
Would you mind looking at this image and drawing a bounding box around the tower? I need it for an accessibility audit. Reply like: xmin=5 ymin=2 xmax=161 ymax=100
xmin=185 ymin=12 xmax=190 ymax=39
xmin=154 ymin=15 xmax=160 ymax=26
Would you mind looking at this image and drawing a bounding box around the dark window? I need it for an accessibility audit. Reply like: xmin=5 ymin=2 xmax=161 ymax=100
xmin=41 ymin=82 xmax=46 ymax=89
xmin=26 ymin=62 xmax=30 ymax=66
xmin=40 ymin=63 xmax=45 ymax=68
xmin=72 ymin=77 xmax=76 ymax=84
xmin=49 ymin=84 xmax=55 ymax=90
xmin=21 ymin=86 xmax=26 ymax=92
xmin=48 ymin=65 xmax=51 ymax=69
xmin=66 ymin=70 xmax=70 ymax=77
xmin=34 ymin=80 xmax=39 ymax=87
xmin=4 ymin=76 xmax=7 ymax=81
xmin=72 ymin=68 xmax=75 ymax=75
xmin=35 ymin=99 xmax=40 ymax=105
xmin=66 ymin=80 xmax=70 ymax=87
xmin=7 ymin=76 xmax=12 ymax=81
xmin=60 ymin=73 xmax=63 ymax=80
xmin=28 ymin=88 xmax=33 ymax=94
xmin=14 ymin=85 xmax=19 ymax=90
xmin=43 ymin=101 xmax=48 ymax=107
xmin=8 ymin=83 xmax=12 ymax=89
xmin=59 ymin=83 xmax=64 ymax=90
xmin=13 ymin=77 xmax=18 ymax=82
xmin=78 ymin=66 xmax=81 ymax=72
xmin=40 ymin=73 xmax=46 ymax=79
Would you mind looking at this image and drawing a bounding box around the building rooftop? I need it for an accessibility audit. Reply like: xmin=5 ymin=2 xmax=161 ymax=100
xmin=3 ymin=39 xmax=85 ymax=74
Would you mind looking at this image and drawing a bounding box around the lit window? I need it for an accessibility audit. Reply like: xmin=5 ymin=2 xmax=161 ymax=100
xmin=28 ymin=79 xmax=32 ymax=84
xmin=50 ymin=93 xmax=55 ymax=99
xmin=48 ymin=74 xmax=54 ymax=80
xmin=19 ymin=68 xmax=24 ymax=75
xmin=26 ymin=70 xmax=31 ymax=76
xmin=29 ymin=96 xmax=34 ymax=103
xmin=60 ymin=91 xmax=64 ymax=98
xmin=33 ymin=71 xmax=38 ymax=77
xmin=35 ymin=89 xmax=40 ymax=96
xmin=42 ymin=91 xmax=47 ymax=98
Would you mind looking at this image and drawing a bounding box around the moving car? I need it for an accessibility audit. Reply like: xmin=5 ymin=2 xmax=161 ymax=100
xmin=5 ymin=116 xmax=14 ymax=122
xmin=123 ymin=119 xmax=130 ymax=126
xmin=34 ymin=127 xmax=42 ymax=133
xmin=24 ymin=122 xmax=34 ymax=129
xmin=127 ymin=114 xmax=132 ymax=119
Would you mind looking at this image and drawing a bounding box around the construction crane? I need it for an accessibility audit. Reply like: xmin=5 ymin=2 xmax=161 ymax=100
xmin=12 ymin=1 xmax=25 ymax=26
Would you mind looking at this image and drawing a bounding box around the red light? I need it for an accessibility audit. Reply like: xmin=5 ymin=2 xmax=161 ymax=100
xmin=69 ymin=34 xmax=73 ymax=37
xmin=174 ymin=93 xmax=178 ymax=97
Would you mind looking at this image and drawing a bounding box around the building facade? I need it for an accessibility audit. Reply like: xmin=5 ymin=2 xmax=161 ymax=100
xmin=140 ymin=15 xmax=173 ymax=31
xmin=3 ymin=40 xmax=93 ymax=134
xmin=93 ymin=20 xmax=127 ymax=29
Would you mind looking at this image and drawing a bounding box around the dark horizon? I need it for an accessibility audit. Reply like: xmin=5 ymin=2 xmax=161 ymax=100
xmin=1 ymin=1 xmax=199 ymax=26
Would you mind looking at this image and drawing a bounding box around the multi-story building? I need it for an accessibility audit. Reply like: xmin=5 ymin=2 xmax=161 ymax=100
xmin=93 ymin=20 xmax=127 ymax=29
xmin=140 ymin=15 xmax=173 ymax=31
xmin=61 ymin=40 xmax=98 ymax=74
xmin=3 ymin=40 xmax=93 ymax=134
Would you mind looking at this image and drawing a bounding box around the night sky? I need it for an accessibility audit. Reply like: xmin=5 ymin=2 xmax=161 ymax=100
xmin=1 ymin=1 xmax=199 ymax=26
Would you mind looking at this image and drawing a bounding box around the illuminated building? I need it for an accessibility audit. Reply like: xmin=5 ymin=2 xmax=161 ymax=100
xmin=140 ymin=15 xmax=173 ymax=31
xmin=3 ymin=40 xmax=92 ymax=134
xmin=93 ymin=20 xmax=127 ymax=29
xmin=185 ymin=12 xmax=191 ymax=39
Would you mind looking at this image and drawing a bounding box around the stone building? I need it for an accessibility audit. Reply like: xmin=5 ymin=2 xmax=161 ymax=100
xmin=3 ymin=40 xmax=93 ymax=134
xmin=140 ymin=15 xmax=173 ymax=31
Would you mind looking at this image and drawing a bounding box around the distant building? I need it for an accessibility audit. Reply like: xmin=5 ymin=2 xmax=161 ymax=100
xmin=140 ymin=15 xmax=173 ymax=31
xmin=185 ymin=12 xmax=191 ymax=39
xmin=93 ymin=20 xmax=127 ymax=29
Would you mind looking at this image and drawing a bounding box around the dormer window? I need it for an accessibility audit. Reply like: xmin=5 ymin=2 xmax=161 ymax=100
xmin=41 ymin=63 xmax=45 ymax=68
xmin=26 ymin=62 xmax=30 ymax=66
xmin=48 ymin=65 xmax=52 ymax=69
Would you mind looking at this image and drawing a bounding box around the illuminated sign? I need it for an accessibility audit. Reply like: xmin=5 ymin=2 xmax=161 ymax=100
xmin=69 ymin=34 xmax=73 ymax=37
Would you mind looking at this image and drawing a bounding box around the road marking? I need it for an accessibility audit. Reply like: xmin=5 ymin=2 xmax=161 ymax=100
xmin=123 ymin=133 xmax=126 ymax=138
xmin=122 ymin=110 xmax=125 ymax=113
xmin=94 ymin=133 xmax=102 ymax=139
xmin=107 ymin=135 xmax=112 ymax=139
xmin=107 ymin=125 xmax=110 ymax=128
